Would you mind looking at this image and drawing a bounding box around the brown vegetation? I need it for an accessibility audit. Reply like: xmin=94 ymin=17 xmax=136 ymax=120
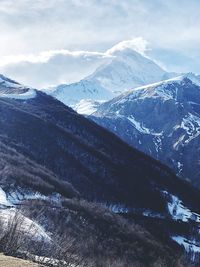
xmin=0 ymin=253 xmax=39 ymax=267
xmin=0 ymin=141 xmax=78 ymax=198
xmin=16 ymin=198 xmax=189 ymax=267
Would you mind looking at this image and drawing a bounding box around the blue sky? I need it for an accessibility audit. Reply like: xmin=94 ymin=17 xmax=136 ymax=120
xmin=0 ymin=0 xmax=200 ymax=87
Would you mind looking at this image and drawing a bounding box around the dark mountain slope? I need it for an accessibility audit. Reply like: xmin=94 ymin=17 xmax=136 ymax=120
xmin=0 ymin=75 xmax=200 ymax=263
xmin=0 ymin=140 xmax=78 ymax=200
xmin=1 ymin=90 xmax=200 ymax=214
xmin=20 ymin=198 xmax=185 ymax=267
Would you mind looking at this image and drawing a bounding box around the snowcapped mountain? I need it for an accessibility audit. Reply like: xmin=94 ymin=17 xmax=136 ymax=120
xmin=91 ymin=73 xmax=200 ymax=189
xmin=87 ymin=48 xmax=175 ymax=94
xmin=47 ymin=47 xmax=176 ymax=114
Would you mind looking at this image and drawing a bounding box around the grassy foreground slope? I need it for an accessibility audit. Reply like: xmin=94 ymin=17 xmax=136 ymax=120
xmin=0 ymin=253 xmax=40 ymax=267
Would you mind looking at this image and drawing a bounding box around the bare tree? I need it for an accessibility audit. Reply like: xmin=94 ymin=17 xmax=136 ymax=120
xmin=0 ymin=211 xmax=25 ymax=255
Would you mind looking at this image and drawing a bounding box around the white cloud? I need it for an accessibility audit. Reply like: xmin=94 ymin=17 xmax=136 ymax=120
xmin=0 ymin=38 xmax=149 ymax=88
xmin=106 ymin=37 xmax=149 ymax=56
xmin=1 ymin=0 xmax=200 ymax=57
xmin=0 ymin=1 xmax=200 ymax=86
xmin=0 ymin=50 xmax=107 ymax=67
xmin=0 ymin=38 xmax=148 ymax=68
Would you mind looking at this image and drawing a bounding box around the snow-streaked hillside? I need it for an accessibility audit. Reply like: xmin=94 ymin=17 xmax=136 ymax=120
xmin=91 ymin=73 xmax=200 ymax=188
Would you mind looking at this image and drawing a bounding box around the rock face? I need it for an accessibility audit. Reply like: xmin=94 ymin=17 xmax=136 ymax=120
xmin=48 ymin=48 xmax=175 ymax=114
xmin=91 ymin=74 xmax=200 ymax=188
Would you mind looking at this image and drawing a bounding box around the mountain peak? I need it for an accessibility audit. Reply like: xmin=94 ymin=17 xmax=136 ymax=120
xmin=87 ymin=48 xmax=174 ymax=94
xmin=46 ymin=44 xmax=177 ymax=115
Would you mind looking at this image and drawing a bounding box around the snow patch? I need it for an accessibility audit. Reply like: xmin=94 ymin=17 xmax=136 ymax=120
xmin=142 ymin=210 xmax=164 ymax=219
xmin=73 ymin=99 xmax=104 ymax=115
xmin=0 ymin=187 xmax=12 ymax=207
xmin=173 ymin=134 xmax=185 ymax=150
xmin=177 ymin=162 xmax=183 ymax=174
xmin=127 ymin=116 xmax=151 ymax=134
xmin=0 ymin=208 xmax=51 ymax=242
xmin=109 ymin=204 xmax=129 ymax=213
xmin=164 ymin=192 xmax=200 ymax=222
xmin=127 ymin=116 xmax=162 ymax=136
xmin=7 ymin=190 xmax=61 ymax=205
xmin=172 ymin=236 xmax=200 ymax=261
xmin=181 ymin=113 xmax=200 ymax=143
xmin=154 ymin=135 xmax=163 ymax=154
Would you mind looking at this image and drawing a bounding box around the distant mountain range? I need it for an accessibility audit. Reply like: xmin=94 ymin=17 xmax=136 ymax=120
xmin=48 ymin=46 xmax=200 ymax=191
xmin=48 ymin=48 xmax=176 ymax=114
xmin=1 ymin=74 xmax=200 ymax=264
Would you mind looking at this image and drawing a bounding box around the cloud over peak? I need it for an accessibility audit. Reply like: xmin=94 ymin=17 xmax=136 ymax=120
xmin=106 ymin=37 xmax=149 ymax=56
xmin=0 ymin=38 xmax=149 ymax=88
xmin=0 ymin=38 xmax=147 ymax=68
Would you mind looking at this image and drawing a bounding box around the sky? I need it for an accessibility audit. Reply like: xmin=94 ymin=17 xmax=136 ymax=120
xmin=0 ymin=0 xmax=200 ymax=88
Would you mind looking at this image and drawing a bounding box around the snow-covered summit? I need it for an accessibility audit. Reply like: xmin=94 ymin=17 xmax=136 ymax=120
xmin=47 ymin=46 xmax=177 ymax=114
xmin=86 ymin=47 xmax=176 ymax=94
